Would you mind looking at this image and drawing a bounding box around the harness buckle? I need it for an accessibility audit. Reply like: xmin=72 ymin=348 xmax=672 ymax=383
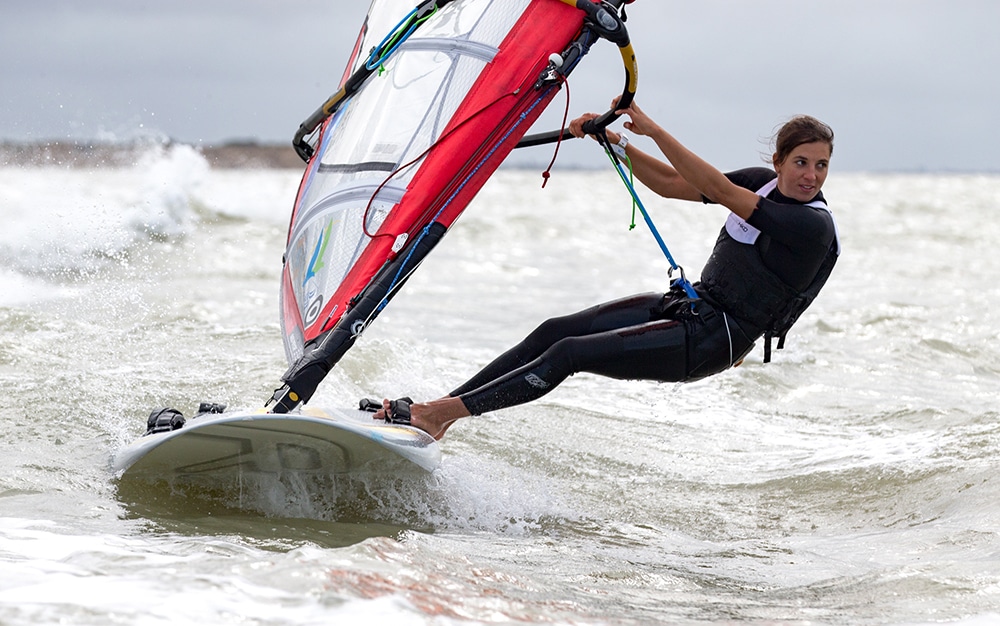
xmin=668 ymin=265 xmax=699 ymax=305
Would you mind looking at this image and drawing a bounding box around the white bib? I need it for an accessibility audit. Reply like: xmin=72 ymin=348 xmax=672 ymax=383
xmin=724 ymin=178 xmax=840 ymax=255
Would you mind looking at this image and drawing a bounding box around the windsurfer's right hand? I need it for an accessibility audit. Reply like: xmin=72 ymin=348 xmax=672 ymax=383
xmin=568 ymin=113 xmax=621 ymax=144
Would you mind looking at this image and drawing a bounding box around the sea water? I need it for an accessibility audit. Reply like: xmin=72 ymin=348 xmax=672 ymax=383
xmin=1 ymin=144 xmax=1000 ymax=625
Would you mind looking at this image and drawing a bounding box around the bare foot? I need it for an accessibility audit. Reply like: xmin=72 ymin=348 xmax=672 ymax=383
xmin=374 ymin=397 xmax=470 ymax=441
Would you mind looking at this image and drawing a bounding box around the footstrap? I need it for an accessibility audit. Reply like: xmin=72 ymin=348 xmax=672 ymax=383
xmin=385 ymin=398 xmax=413 ymax=425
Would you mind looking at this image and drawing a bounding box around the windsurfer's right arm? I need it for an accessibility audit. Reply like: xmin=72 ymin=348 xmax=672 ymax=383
xmin=568 ymin=113 xmax=702 ymax=202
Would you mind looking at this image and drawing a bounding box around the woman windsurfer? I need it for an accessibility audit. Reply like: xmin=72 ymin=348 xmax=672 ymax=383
xmin=372 ymin=102 xmax=839 ymax=440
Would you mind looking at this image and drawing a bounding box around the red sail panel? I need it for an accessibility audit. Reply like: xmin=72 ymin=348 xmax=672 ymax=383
xmin=280 ymin=0 xmax=586 ymax=363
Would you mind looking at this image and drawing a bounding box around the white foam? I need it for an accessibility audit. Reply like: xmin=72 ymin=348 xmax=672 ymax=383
xmin=0 ymin=145 xmax=206 ymax=275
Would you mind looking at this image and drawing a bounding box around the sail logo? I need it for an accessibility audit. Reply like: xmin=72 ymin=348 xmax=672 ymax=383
xmin=303 ymin=277 xmax=323 ymax=326
xmin=304 ymin=278 xmax=319 ymax=300
xmin=302 ymin=220 xmax=334 ymax=326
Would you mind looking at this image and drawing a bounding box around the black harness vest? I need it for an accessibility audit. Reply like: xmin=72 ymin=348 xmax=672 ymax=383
xmin=698 ymin=180 xmax=840 ymax=362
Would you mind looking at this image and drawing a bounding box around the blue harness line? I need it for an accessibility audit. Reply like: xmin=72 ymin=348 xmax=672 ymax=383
xmin=365 ymin=4 xmax=439 ymax=71
xmin=600 ymin=134 xmax=699 ymax=300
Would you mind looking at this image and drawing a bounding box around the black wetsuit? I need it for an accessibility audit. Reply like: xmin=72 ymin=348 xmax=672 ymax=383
xmin=451 ymin=167 xmax=839 ymax=415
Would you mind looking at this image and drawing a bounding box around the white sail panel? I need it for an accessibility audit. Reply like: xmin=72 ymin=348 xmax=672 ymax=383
xmin=282 ymin=0 xmax=533 ymax=362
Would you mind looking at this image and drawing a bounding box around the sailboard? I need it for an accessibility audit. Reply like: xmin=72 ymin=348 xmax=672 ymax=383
xmin=113 ymin=406 xmax=440 ymax=486
xmin=115 ymin=0 xmax=640 ymax=490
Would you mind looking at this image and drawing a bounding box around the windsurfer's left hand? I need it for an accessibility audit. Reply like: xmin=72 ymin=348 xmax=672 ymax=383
xmin=614 ymin=100 xmax=661 ymax=139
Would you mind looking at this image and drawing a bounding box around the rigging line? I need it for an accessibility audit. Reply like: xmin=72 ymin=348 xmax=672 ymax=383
xmin=723 ymin=312 xmax=734 ymax=366
xmin=607 ymin=133 xmax=639 ymax=228
xmin=360 ymin=87 xmax=523 ymax=239
xmin=357 ymin=249 xmax=428 ymax=335
xmin=540 ymin=74 xmax=571 ymax=188
xmin=597 ymin=132 xmax=699 ymax=300
xmin=368 ymin=85 xmax=559 ymax=320
xmin=365 ymin=4 xmax=438 ymax=71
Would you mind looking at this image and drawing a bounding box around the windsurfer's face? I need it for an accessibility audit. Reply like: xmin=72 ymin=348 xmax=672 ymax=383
xmin=773 ymin=141 xmax=831 ymax=202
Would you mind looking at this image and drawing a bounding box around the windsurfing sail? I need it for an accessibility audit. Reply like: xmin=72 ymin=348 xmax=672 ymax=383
xmin=268 ymin=0 xmax=638 ymax=413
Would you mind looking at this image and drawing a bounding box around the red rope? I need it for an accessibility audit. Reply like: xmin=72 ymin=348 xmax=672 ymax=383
xmin=361 ymin=89 xmax=523 ymax=239
xmin=541 ymin=75 xmax=570 ymax=189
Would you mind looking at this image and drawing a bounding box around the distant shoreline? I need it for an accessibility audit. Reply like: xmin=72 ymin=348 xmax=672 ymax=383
xmin=2 ymin=140 xmax=995 ymax=175
xmin=0 ymin=140 xmax=305 ymax=169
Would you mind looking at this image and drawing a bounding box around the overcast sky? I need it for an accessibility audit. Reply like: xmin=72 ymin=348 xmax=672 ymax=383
xmin=2 ymin=0 xmax=998 ymax=172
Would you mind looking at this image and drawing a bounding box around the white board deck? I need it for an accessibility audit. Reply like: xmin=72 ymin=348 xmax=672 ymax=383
xmin=112 ymin=407 xmax=440 ymax=487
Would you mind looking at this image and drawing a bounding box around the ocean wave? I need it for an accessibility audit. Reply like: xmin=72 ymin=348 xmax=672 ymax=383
xmin=0 ymin=144 xmax=209 ymax=278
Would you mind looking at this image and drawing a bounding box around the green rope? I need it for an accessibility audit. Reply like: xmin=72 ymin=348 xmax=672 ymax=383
xmin=596 ymin=133 xmax=699 ymax=299
xmin=604 ymin=144 xmax=638 ymax=230
xmin=370 ymin=4 xmax=440 ymax=75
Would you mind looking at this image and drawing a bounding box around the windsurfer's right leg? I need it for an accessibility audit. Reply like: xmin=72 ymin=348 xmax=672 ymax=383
xmin=455 ymin=316 xmax=688 ymax=417
xmin=383 ymin=317 xmax=687 ymax=439
xmin=386 ymin=292 xmax=675 ymax=440
xmin=375 ymin=396 xmax=471 ymax=441
xmin=448 ymin=292 xmax=666 ymax=397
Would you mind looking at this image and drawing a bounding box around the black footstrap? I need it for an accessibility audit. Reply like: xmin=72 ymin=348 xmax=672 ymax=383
xmin=385 ymin=398 xmax=413 ymax=425
xmin=145 ymin=408 xmax=185 ymax=436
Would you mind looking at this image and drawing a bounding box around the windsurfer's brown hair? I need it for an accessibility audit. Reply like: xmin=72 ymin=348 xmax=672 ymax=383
xmin=772 ymin=115 xmax=834 ymax=165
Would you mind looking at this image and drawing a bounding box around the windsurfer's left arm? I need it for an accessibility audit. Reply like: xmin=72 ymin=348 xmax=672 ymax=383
xmin=615 ymin=102 xmax=760 ymax=220
xmin=569 ymin=113 xmax=702 ymax=202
